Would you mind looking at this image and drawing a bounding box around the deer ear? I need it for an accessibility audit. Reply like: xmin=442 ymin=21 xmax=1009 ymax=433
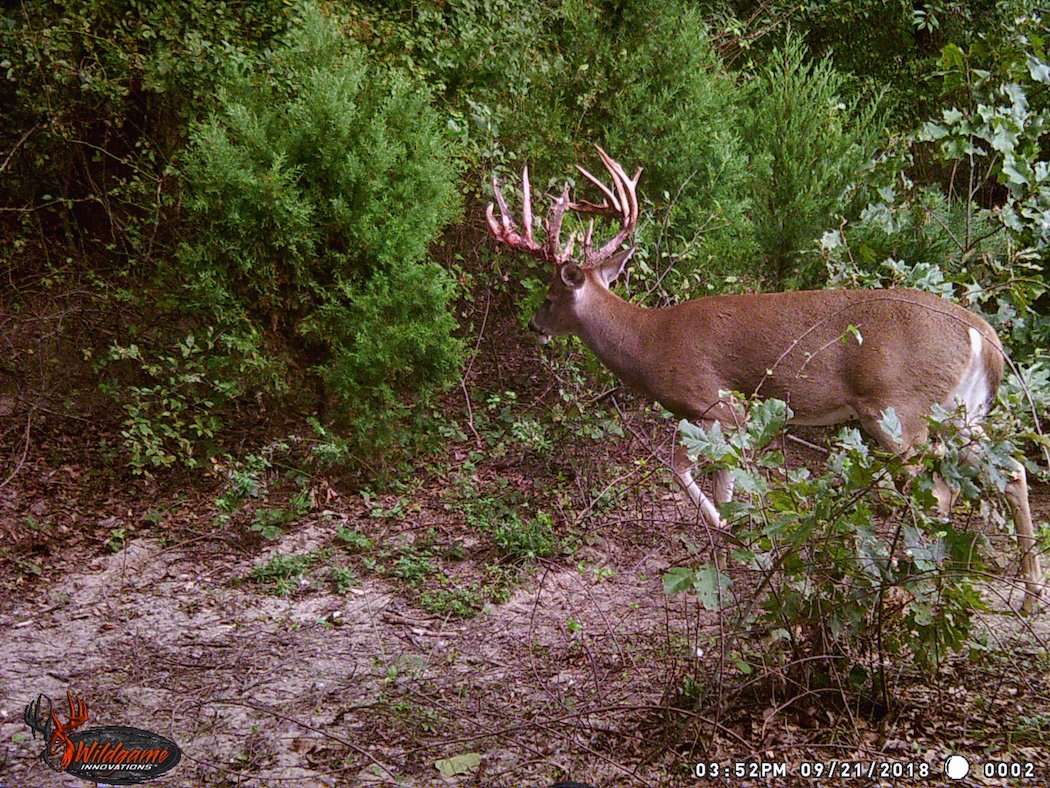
xmin=597 ymin=247 xmax=635 ymax=287
xmin=559 ymin=263 xmax=586 ymax=289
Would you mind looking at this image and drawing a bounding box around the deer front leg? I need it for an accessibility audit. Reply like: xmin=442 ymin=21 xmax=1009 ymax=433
xmin=713 ymin=468 xmax=735 ymax=506
xmin=673 ymin=443 xmax=736 ymax=571
xmin=672 ymin=443 xmax=722 ymax=528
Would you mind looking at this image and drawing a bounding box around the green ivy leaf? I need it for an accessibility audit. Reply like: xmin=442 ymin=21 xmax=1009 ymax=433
xmin=679 ymin=419 xmax=735 ymax=463
xmin=746 ymin=398 xmax=792 ymax=450
xmin=910 ymin=601 xmax=934 ymax=626
xmin=904 ymin=525 xmax=946 ymax=572
xmin=989 ymin=122 xmax=1019 ymax=153
xmin=731 ymin=467 xmax=768 ymax=495
xmin=919 ymin=121 xmax=949 ymax=141
xmin=693 ymin=564 xmax=733 ymax=611
xmin=878 ymin=408 xmax=903 ymax=449
xmin=1002 ymin=157 xmax=1030 ymax=187
xmin=940 ymin=42 xmax=965 ymax=69
xmin=662 ymin=566 xmax=695 ymax=595
xmin=730 ymin=651 xmax=753 ymax=674
xmin=1027 ymin=55 xmax=1050 ymax=83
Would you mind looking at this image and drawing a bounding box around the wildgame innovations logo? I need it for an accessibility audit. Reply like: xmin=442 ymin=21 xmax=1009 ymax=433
xmin=23 ymin=690 xmax=181 ymax=785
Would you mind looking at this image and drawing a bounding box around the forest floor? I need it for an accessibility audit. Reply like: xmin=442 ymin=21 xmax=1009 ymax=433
xmin=1 ymin=305 xmax=1049 ymax=786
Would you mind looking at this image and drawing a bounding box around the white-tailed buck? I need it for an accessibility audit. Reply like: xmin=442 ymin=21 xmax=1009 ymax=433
xmin=487 ymin=146 xmax=1043 ymax=613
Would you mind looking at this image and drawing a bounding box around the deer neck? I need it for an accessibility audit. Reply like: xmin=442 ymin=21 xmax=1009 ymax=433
xmin=574 ymin=286 xmax=654 ymax=384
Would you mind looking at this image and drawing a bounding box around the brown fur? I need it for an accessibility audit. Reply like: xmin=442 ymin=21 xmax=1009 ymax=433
xmin=529 ymin=266 xmax=1042 ymax=612
xmin=535 ymin=273 xmax=999 ymax=445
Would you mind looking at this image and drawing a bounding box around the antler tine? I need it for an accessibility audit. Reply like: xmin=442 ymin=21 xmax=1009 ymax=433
xmin=595 ymin=146 xmax=629 ymax=225
xmin=488 ymin=174 xmax=514 ymax=236
xmin=544 ymin=184 xmax=572 ymax=262
xmin=607 ymin=159 xmax=642 ymax=228
xmin=521 ymin=165 xmax=535 ymax=247
xmin=629 ymin=167 xmax=641 ymax=224
xmin=561 ymin=230 xmax=577 ymax=261
xmin=67 ymin=691 xmax=88 ymax=726
xmin=574 ymin=164 xmax=621 ymax=214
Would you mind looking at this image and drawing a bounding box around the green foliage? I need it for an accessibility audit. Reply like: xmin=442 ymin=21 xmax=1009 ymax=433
xmin=305 ymin=264 xmax=463 ymax=455
xmin=103 ymin=329 xmax=282 ymax=474
xmin=182 ymin=7 xmax=460 ymax=296
xmin=329 ymin=565 xmax=357 ymax=594
xmin=105 ymin=527 xmax=127 ymax=553
xmin=336 ymin=527 xmax=373 ymax=553
xmin=250 ymin=500 xmax=307 ymax=541
xmin=527 ymin=0 xmax=753 ymax=286
xmin=663 ymin=564 xmax=733 ymax=611
xmin=706 ymin=1 xmax=1030 ymax=128
xmin=455 ymin=472 xmax=559 ymax=562
xmin=212 ymin=441 xmax=314 ymax=539
xmin=473 ymin=390 xmax=555 ymax=458
xmin=822 ymin=185 xmax=1006 ymax=275
xmin=915 ymin=23 xmax=1050 ymax=254
xmin=742 ymin=34 xmax=885 ymax=286
xmin=0 ymin=0 xmax=291 ymax=209
xmin=420 ymin=585 xmax=485 ymax=618
xmin=822 ymin=13 xmax=1050 ymax=301
xmin=493 ymin=510 xmax=557 ymax=562
xmin=214 ymin=451 xmax=273 ymax=526
xmin=668 ymin=394 xmax=1030 ymax=701
xmin=249 ymin=552 xmax=317 ymax=596
xmin=111 ymin=4 xmax=464 ymax=472
xmin=391 ymin=547 xmax=434 ymax=587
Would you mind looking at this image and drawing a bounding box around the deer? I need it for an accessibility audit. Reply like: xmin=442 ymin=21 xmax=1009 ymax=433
xmin=486 ymin=146 xmax=1043 ymax=614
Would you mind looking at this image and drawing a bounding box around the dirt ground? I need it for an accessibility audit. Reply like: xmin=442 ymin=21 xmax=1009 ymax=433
xmin=1 ymin=449 xmax=1048 ymax=786
xmin=0 ymin=455 xmax=716 ymax=786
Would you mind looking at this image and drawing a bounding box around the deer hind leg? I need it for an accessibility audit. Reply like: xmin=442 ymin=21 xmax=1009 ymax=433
xmin=939 ymin=425 xmax=1042 ymax=612
xmin=1000 ymin=457 xmax=1042 ymax=613
xmin=956 ymin=443 xmax=1042 ymax=612
xmin=861 ymin=408 xmax=1042 ymax=613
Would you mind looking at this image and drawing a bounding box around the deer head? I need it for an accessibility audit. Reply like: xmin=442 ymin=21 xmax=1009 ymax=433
xmin=487 ymin=146 xmax=642 ymax=342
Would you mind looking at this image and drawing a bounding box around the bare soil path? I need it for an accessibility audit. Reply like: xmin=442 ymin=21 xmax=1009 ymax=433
xmin=1 ymin=473 xmax=1048 ymax=786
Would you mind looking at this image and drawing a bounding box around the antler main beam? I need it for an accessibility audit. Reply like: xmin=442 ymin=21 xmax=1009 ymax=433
xmin=573 ymin=146 xmax=642 ymax=268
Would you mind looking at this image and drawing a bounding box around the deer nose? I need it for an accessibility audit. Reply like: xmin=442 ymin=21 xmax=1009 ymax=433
xmin=528 ymin=318 xmax=542 ymax=333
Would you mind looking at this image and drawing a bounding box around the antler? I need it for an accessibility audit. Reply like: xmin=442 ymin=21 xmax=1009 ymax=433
xmin=24 ymin=694 xmax=53 ymax=739
xmin=486 ymin=166 xmax=577 ymax=264
xmin=573 ymin=145 xmax=642 ymax=268
xmin=486 ymin=146 xmax=641 ymax=269
xmin=49 ymin=691 xmax=89 ymax=769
